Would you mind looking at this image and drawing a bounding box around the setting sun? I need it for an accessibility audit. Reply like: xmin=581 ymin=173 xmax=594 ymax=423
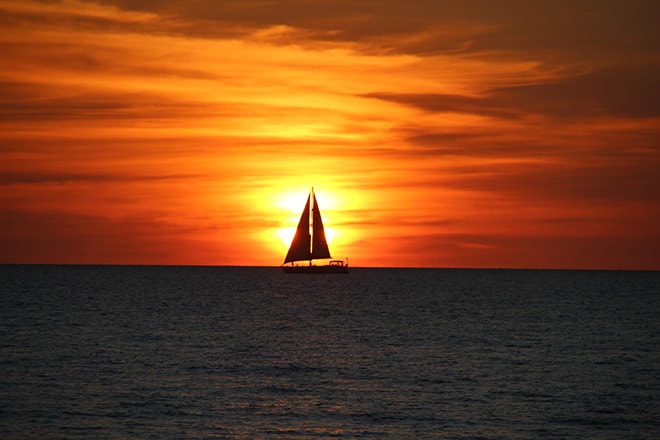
xmin=277 ymin=226 xmax=335 ymax=249
xmin=275 ymin=188 xmax=339 ymax=257
xmin=277 ymin=228 xmax=295 ymax=249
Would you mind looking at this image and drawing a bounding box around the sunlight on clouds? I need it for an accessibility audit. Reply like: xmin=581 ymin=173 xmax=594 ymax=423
xmin=1 ymin=0 xmax=658 ymax=268
xmin=0 ymin=0 xmax=155 ymax=22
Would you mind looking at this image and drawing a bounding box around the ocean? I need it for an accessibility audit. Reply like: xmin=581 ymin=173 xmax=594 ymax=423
xmin=1 ymin=265 xmax=658 ymax=439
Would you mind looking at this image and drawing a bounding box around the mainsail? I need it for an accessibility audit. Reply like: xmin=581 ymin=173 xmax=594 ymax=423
xmin=311 ymin=192 xmax=331 ymax=259
xmin=283 ymin=189 xmax=332 ymax=264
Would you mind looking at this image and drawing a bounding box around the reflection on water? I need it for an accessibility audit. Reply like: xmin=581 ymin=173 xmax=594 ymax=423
xmin=1 ymin=266 xmax=658 ymax=438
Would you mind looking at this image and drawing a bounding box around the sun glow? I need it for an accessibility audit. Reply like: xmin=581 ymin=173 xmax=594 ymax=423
xmin=273 ymin=187 xmax=340 ymax=254
xmin=278 ymin=227 xmax=295 ymax=248
xmin=277 ymin=225 xmax=335 ymax=248
xmin=0 ymin=0 xmax=657 ymax=270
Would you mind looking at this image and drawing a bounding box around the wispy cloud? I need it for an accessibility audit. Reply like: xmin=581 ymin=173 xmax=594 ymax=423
xmin=1 ymin=0 xmax=658 ymax=268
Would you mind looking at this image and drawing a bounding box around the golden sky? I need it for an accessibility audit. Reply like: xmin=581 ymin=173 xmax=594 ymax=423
xmin=1 ymin=0 xmax=659 ymax=269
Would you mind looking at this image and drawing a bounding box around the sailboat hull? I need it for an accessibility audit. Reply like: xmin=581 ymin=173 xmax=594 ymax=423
xmin=282 ymin=264 xmax=349 ymax=274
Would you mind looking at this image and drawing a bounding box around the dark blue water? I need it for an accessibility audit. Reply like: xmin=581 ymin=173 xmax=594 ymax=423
xmin=1 ymin=266 xmax=658 ymax=439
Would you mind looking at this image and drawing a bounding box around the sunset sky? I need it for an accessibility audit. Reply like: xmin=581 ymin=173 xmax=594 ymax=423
xmin=1 ymin=0 xmax=659 ymax=269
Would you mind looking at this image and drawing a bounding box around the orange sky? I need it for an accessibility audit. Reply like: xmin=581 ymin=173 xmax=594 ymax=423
xmin=1 ymin=0 xmax=659 ymax=269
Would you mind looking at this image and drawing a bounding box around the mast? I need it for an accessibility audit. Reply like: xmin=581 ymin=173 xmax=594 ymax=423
xmin=311 ymin=187 xmax=331 ymax=260
xmin=283 ymin=187 xmax=331 ymax=265
xmin=309 ymin=187 xmax=314 ymax=266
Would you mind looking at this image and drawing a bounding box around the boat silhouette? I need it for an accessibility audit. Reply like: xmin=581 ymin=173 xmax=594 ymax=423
xmin=282 ymin=188 xmax=348 ymax=274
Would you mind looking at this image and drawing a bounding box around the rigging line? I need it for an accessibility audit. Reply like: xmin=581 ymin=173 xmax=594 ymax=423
xmin=310 ymin=186 xmax=314 ymax=257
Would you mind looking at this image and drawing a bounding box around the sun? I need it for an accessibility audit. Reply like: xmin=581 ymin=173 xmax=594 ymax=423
xmin=273 ymin=188 xmax=339 ymax=250
xmin=277 ymin=226 xmax=335 ymax=247
xmin=278 ymin=227 xmax=295 ymax=248
xmin=324 ymin=227 xmax=335 ymax=244
xmin=257 ymin=185 xmax=355 ymax=264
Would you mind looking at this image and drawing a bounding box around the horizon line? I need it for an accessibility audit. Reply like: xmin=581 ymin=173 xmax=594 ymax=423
xmin=1 ymin=263 xmax=657 ymax=272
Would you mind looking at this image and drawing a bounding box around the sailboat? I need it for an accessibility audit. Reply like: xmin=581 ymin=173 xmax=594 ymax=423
xmin=282 ymin=188 xmax=349 ymax=274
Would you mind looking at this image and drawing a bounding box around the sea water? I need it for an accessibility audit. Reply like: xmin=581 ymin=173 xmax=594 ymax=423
xmin=1 ymin=265 xmax=658 ymax=439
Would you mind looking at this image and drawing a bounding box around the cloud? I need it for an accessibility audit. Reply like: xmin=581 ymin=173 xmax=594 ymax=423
xmin=0 ymin=171 xmax=199 ymax=185
xmin=93 ymin=1 xmax=660 ymax=59
xmin=365 ymin=62 xmax=660 ymax=120
xmin=490 ymin=65 xmax=660 ymax=119
xmin=0 ymin=207 xmax=225 ymax=264
xmin=1 ymin=0 xmax=659 ymax=268
xmin=380 ymin=232 xmax=660 ymax=270
xmin=441 ymin=159 xmax=660 ymax=204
